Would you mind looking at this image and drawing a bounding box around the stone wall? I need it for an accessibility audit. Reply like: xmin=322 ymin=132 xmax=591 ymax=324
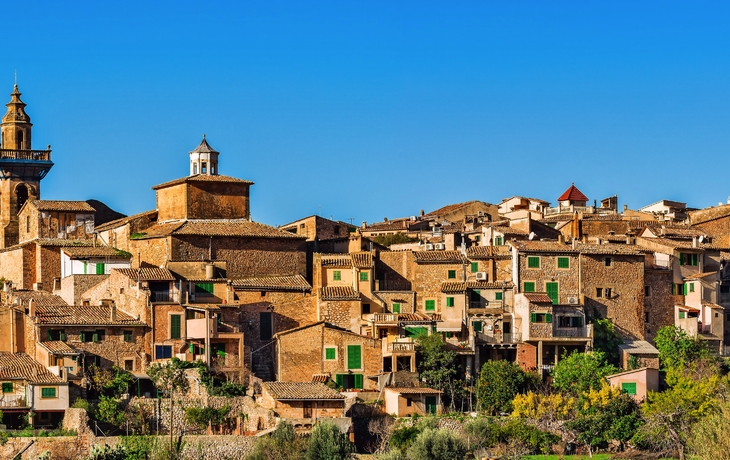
xmin=644 ymin=269 xmax=674 ymax=342
xmin=56 ymin=274 xmax=108 ymax=306
xmin=693 ymin=215 xmax=730 ymax=248
xmin=320 ymin=300 xmax=361 ymax=332
xmin=54 ymin=324 xmax=147 ymax=371
xmin=414 ymin=262 xmax=468 ymax=313
xmin=518 ymin=252 xmax=579 ymax=302
xmin=376 ymin=251 xmax=414 ymax=291
xmin=372 ymin=291 xmax=415 ymax=314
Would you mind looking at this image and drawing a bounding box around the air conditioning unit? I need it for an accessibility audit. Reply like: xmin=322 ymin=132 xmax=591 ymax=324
xmin=567 ymin=296 xmax=578 ymax=305
xmin=475 ymin=272 xmax=487 ymax=281
xmin=425 ymin=244 xmax=434 ymax=251
xmin=478 ymin=211 xmax=486 ymax=217
xmin=410 ymin=216 xmax=417 ymax=221
xmin=434 ymin=243 xmax=445 ymax=250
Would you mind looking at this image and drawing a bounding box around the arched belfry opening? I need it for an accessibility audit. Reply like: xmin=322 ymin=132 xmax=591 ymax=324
xmin=16 ymin=183 xmax=29 ymax=214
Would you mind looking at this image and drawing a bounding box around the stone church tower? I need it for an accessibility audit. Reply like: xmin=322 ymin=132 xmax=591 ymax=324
xmin=189 ymin=134 xmax=219 ymax=176
xmin=0 ymin=85 xmax=53 ymax=248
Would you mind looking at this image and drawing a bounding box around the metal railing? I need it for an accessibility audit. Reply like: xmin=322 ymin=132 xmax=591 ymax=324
xmin=150 ymin=291 xmax=173 ymax=302
xmin=553 ymin=326 xmax=590 ymax=338
xmin=0 ymin=148 xmax=51 ymax=161
xmin=478 ymin=332 xmax=522 ymax=344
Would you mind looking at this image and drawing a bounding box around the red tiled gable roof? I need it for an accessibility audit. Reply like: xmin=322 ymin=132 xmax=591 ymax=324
xmin=114 ymin=268 xmax=176 ymax=281
xmin=524 ymin=293 xmax=554 ymax=303
xmin=413 ymin=250 xmax=468 ymax=264
xmin=510 ymin=241 xmax=577 ymax=253
xmin=441 ymin=281 xmax=514 ymax=293
xmin=363 ymin=220 xmax=410 ymax=232
xmin=232 ymin=275 xmax=311 ymax=292
xmin=263 ymin=382 xmax=345 ymax=400
xmin=466 ymin=246 xmax=511 ymax=260
xmin=173 ymin=220 xmax=304 ymax=239
xmin=0 ymin=352 xmax=63 ymax=383
xmin=351 ymin=252 xmax=372 ymax=268
xmin=95 ymin=210 xmax=157 ymax=232
xmin=40 ymin=341 xmax=78 ymax=355
xmin=387 ymin=387 xmax=442 ymax=394
xmin=320 ymin=286 xmax=360 ymax=301
xmin=558 ymin=183 xmax=589 ymax=202
xmin=62 ymin=246 xmax=131 ymax=259
xmin=320 ymin=255 xmax=353 ymax=267
xmin=152 ymin=174 xmax=253 ymax=190
xmin=12 ymin=290 xmax=68 ymax=307
xmin=29 ymin=200 xmax=95 ymax=212
xmin=490 ymin=226 xmax=529 ymax=236
xmin=574 ymin=243 xmax=647 ymax=256
xmin=35 ymin=305 xmax=145 ymax=326
xmin=638 ymin=237 xmax=730 ymax=251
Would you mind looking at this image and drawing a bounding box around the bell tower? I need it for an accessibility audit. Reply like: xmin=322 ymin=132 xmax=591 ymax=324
xmin=189 ymin=134 xmax=219 ymax=176
xmin=0 ymin=85 xmax=53 ymax=248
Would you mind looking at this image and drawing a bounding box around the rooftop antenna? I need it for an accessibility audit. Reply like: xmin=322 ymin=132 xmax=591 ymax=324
xmin=14 ymin=70 xmax=16 ymax=85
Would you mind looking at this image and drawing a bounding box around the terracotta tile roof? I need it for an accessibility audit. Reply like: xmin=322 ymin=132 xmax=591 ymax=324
xmin=35 ymin=305 xmax=145 ymax=326
xmin=573 ymin=243 xmax=647 ymax=256
xmin=232 ymin=275 xmax=311 ymax=291
xmin=263 ymin=382 xmax=345 ymax=400
xmin=62 ymin=246 xmax=131 ymax=259
xmin=398 ymin=313 xmax=436 ymax=322
xmin=617 ymin=340 xmax=659 ymax=356
xmin=523 ymin=293 xmax=554 ymax=303
xmin=320 ymin=255 xmax=353 ymax=267
xmin=40 ymin=341 xmax=78 ymax=355
xmin=510 ymin=241 xmax=577 ymax=253
xmin=440 ymin=223 xmax=465 ymax=234
xmin=363 ymin=220 xmax=410 ymax=232
xmin=422 ymin=201 xmax=481 ymax=219
xmin=152 ymin=174 xmax=253 ymax=190
xmin=490 ymin=225 xmax=529 ymax=236
xmin=703 ymin=302 xmax=724 ymax=310
xmin=0 ymin=352 xmax=63 ymax=383
xmin=685 ymin=271 xmax=718 ymax=280
xmin=441 ymin=281 xmax=514 ymax=293
xmin=466 ymin=246 xmax=511 ymax=260
xmin=638 ymin=237 xmax=730 ymax=251
xmin=351 ymin=252 xmax=372 ymax=268
xmin=588 ymin=234 xmax=632 ymax=243
xmin=95 ymin=210 xmax=157 ymax=232
xmin=311 ymin=374 xmax=330 ymax=383
xmin=173 ymin=220 xmax=303 ymax=239
xmin=133 ymin=221 xmax=185 ymax=239
xmin=35 ymin=239 xmax=96 ymax=248
xmin=413 ymin=250 xmax=468 ymax=264
xmin=29 ymin=200 xmax=95 ymax=212
xmin=12 ymin=291 xmax=68 ymax=307
xmin=320 ymin=286 xmax=360 ymax=301
xmin=386 ymin=387 xmax=442 ymax=394
xmin=557 ymin=183 xmax=589 ymax=202
xmin=114 ymin=268 xmax=176 ymax=281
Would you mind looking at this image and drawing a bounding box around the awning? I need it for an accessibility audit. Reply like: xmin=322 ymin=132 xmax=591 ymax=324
xmin=436 ymin=320 xmax=463 ymax=332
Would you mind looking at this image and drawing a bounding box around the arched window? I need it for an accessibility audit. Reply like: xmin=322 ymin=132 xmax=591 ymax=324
xmin=193 ymin=164 xmax=197 ymax=175
xmin=16 ymin=184 xmax=29 ymax=214
xmin=201 ymin=162 xmax=207 ymax=174
xmin=17 ymin=130 xmax=23 ymax=149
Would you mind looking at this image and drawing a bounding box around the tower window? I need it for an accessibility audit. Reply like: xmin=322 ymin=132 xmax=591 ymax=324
xmin=193 ymin=164 xmax=197 ymax=174
xmin=201 ymin=162 xmax=207 ymax=174
xmin=210 ymin=164 xmax=215 ymax=174
xmin=17 ymin=130 xmax=23 ymax=149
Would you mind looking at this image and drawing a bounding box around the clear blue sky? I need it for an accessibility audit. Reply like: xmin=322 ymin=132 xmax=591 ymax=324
xmin=7 ymin=1 xmax=730 ymax=226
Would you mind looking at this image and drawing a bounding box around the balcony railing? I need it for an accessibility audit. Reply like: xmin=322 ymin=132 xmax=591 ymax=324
xmin=0 ymin=148 xmax=51 ymax=161
xmin=388 ymin=342 xmax=416 ymax=353
xmin=0 ymin=394 xmax=27 ymax=407
xmin=553 ymin=326 xmax=590 ymax=338
xmin=374 ymin=313 xmax=400 ymax=324
xmin=151 ymin=291 xmax=176 ymax=303
xmin=477 ymin=332 xmax=522 ymax=344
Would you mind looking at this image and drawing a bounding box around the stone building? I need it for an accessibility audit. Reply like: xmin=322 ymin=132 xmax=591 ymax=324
xmin=258 ymin=382 xmax=346 ymax=421
xmin=18 ymin=200 xmax=95 ymax=243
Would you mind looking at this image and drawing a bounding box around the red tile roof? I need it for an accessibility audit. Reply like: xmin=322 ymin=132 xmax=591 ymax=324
xmin=40 ymin=341 xmax=78 ymax=355
xmin=441 ymin=281 xmax=514 ymax=293
xmin=413 ymin=250 xmax=468 ymax=264
xmin=152 ymin=174 xmax=253 ymax=190
xmin=557 ymin=183 xmax=588 ymax=202
xmin=62 ymin=246 xmax=131 ymax=259
xmin=263 ymin=382 xmax=345 ymax=400
xmin=35 ymin=305 xmax=145 ymax=326
xmin=0 ymin=352 xmax=63 ymax=383
xmin=232 ymin=275 xmax=311 ymax=291
xmin=29 ymin=200 xmax=95 ymax=212
xmin=524 ymin=293 xmax=554 ymax=303
xmin=320 ymin=286 xmax=360 ymax=301
xmin=114 ymin=268 xmax=176 ymax=281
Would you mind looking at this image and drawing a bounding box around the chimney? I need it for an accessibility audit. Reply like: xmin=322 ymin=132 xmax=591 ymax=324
xmin=28 ymin=299 xmax=36 ymax=317
xmin=420 ymin=209 xmax=425 ymax=217
xmin=383 ymin=217 xmax=388 ymax=222
xmin=361 ymin=221 xmax=366 ymax=229
xmin=110 ymin=303 xmax=117 ymax=322
xmin=626 ymin=235 xmax=633 ymax=245
xmin=623 ymin=204 xmax=628 ymax=212
xmin=558 ymin=234 xmax=564 ymax=244
xmin=572 ymin=238 xmax=577 ymax=250
xmin=692 ymin=237 xmax=698 ymax=248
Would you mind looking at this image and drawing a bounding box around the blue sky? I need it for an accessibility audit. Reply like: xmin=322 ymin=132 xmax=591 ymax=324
xmin=6 ymin=1 xmax=730 ymax=226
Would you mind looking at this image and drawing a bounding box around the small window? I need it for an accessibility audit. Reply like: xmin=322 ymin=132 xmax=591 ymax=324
xmin=334 ymin=226 xmax=341 ymax=235
xmin=557 ymin=257 xmax=569 ymax=269
xmin=193 ymin=164 xmax=198 ymax=174
xmin=170 ymin=314 xmax=182 ymax=339
xmin=523 ymin=282 xmax=535 ymax=293
xmin=2 ymin=382 xmax=12 ymax=393
xmin=123 ymin=331 xmax=133 ymax=343
xmin=325 ymin=347 xmax=336 ymax=360
xmin=124 ymin=359 xmax=134 ymax=371
xmin=359 ymin=271 xmax=369 ymax=281
xmin=41 ymin=387 xmax=57 ymax=398
xmin=605 ymin=257 xmax=612 ymax=267
xmin=605 ymin=288 xmax=612 ymax=298
xmin=645 ymin=312 xmax=650 ymax=323
xmin=472 ymin=321 xmax=482 ymax=332
xmin=347 ymin=345 xmax=362 ymax=370
xmin=596 ymin=287 xmax=603 ymax=298
xmin=721 ymin=285 xmax=730 ymax=294
xmin=392 ymin=303 xmax=401 ymax=313
xmin=679 ymin=311 xmax=686 ymax=319
xmin=470 ymin=262 xmax=478 ymax=273
xmin=406 ymin=398 xmax=412 ymax=407
xmin=195 ymin=282 xmax=214 ymax=295
xmin=447 ymin=270 xmax=456 ymax=279
xmin=446 ymin=297 xmax=455 ymax=307
xmin=527 ymin=257 xmax=540 ymax=268
xmin=621 ymin=382 xmax=637 ymax=395
xmin=362 ymin=303 xmax=371 ymax=314
xmin=530 ymin=313 xmax=552 ymax=323
xmin=201 ymin=162 xmax=207 ymax=174
xmin=26 ymin=215 xmax=30 ymax=232
xmin=495 ymin=292 xmax=503 ymax=301
xmin=494 ymin=236 xmax=503 ymax=246
xmin=644 ymin=286 xmax=651 ymax=297
xmin=425 ymin=300 xmax=435 ymax=311
xmin=155 ymin=345 xmax=172 ymax=359
xmin=689 ymin=283 xmax=695 ymax=293
xmin=333 ymin=270 xmax=341 ymax=281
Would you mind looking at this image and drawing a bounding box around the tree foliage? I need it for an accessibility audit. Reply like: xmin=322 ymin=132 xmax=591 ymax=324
xmin=592 ymin=318 xmax=622 ymax=366
xmin=247 ymin=422 xmax=308 ymax=460
xmin=476 ymin=360 xmax=536 ymax=415
xmin=184 ymin=405 xmax=231 ymax=429
xmin=654 ymin=325 xmax=714 ymax=371
xmin=415 ymin=334 xmax=462 ymax=409
xmin=306 ymin=422 xmax=353 ymax=460
xmin=551 ymin=351 xmax=616 ymax=396
xmin=405 ymin=427 xmax=467 ymax=460
xmin=512 ymin=391 xmax=575 ymax=421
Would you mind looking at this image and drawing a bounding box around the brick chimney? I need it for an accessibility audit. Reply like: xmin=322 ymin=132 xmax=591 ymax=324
xmin=109 ymin=303 xmax=117 ymax=322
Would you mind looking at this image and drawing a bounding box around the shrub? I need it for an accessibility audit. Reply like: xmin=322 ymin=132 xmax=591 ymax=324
xmin=512 ymin=391 xmax=575 ymax=420
xmin=551 ymin=351 xmax=616 ymax=396
xmin=184 ymin=405 xmax=231 ymax=429
xmin=71 ymin=398 xmax=92 ymax=412
xmin=307 ymin=421 xmax=353 ymax=460
xmin=499 ymin=418 xmax=559 ymax=455
xmin=247 ymin=422 xmax=308 ymax=460
xmin=476 ymin=360 xmax=537 ymax=415
xmin=405 ymin=427 xmax=467 ymax=460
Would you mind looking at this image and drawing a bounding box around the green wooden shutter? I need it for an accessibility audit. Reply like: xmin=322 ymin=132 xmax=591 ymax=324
xmin=354 ymin=374 xmax=363 ymax=389
xmin=557 ymin=257 xmax=569 ymax=269
xmin=333 ymin=271 xmax=341 ymax=281
xmin=170 ymin=315 xmax=181 ymax=339
xmin=41 ymin=387 xmax=57 ymax=398
xmin=672 ymin=284 xmax=676 ymax=295
xmin=679 ymin=253 xmax=685 ymax=265
xmin=576 ymin=317 xmax=583 ymax=327
xmin=360 ymin=271 xmax=368 ymax=281
xmin=528 ymin=257 xmax=540 ymax=268
xmin=347 ymin=345 xmax=361 ymax=370
xmin=621 ymin=382 xmax=637 ymax=395
xmin=392 ymin=303 xmax=400 ymax=313
xmin=689 ymin=283 xmax=695 ymax=293
xmin=545 ymin=313 xmax=553 ymax=323
xmin=524 ymin=282 xmax=535 ymax=293
xmin=470 ymin=262 xmax=478 ymax=273
xmin=683 ymin=284 xmax=688 ymax=296
xmin=425 ymin=300 xmax=435 ymax=311
xmin=335 ymin=374 xmax=344 ymax=388
xmin=406 ymin=327 xmax=428 ymax=337
xmin=92 ymin=332 xmax=100 ymax=343
xmin=495 ymin=292 xmax=503 ymax=300
xmin=546 ymin=282 xmax=559 ymax=305
xmin=79 ymin=332 xmax=86 ymax=342
xmin=60 ymin=330 xmax=66 ymax=341
xmin=447 ymin=270 xmax=456 ymax=279
xmin=530 ymin=313 xmax=537 ymax=322
xmin=472 ymin=321 xmax=482 ymax=332
xmin=679 ymin=311 xmax=685 ymax=319
xmin=325 ymin=348 xmax=336 ymax=360
xmin=96 ymin=263 xmax=105 ymax=275
xmin=425 ymin=396 xmax=437 ymax=414
xmin=2 ymin=382 xmax=12 ymax=393
xmin=446 ymin=297 xmax=454 ymax=307
xmin=692 ymin=254 xmax=699 ymax=266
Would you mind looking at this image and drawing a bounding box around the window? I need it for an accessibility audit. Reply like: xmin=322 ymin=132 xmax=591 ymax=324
xmin=545 ymin=282 xmax=558 ymax=305
xmin=472 ymin=321 xmax=482 ymax=332
xmin=689 ymin=283 xmax=695 ymax=293
xmin=195 ymin=282 xmax=214 ymax=295
xmin=41 ymin=387 xmax=57 ymax=398
xmin=447 ymin=270 xmax=456 ymax=279
xmin=645 ymin=312 xmax=650 ymax=323
xmin=155 ymin=345 xmax=172 ymax=359
xmin=96 ymin=263 xmax=105 ymax=275
xmin=721 ymin=285 xmax=730 ymax=294
xmin=26 ymin=215 xmax=30 ymax=232
xmin=470 ymin=262 xmax=478 ymax=273
xmin=596 ymin=287 xmax=603 ymax=298
xmin=193 ymin=164 xmax=198 ymax=174
xmin=124 ymin=359 xmax=134 ymax=371
xmin=605 ymin=257 xmax=613 ymax=267
xmin=333 ymin=271 xmax=341 ymax=281
xmin=645 ymin=286 xmax=651 ymax=297
xmin=679 ymin=311 xmax=686 ymax=319
xmin=123 ymin=331 xmax=133 ymax=343
xmin=523 ymin=282 xmax=535 ymax=293
xmin=47 ymin=329 xmax=66 ymax=341
xmin=325 ymin=347 xmax=336 ymax=360
xmin=406 ymin=397 xmax=412 ymax=407
xmin=347 ymin=345 xmax=362 ymax=370
xmin=260 ymin=312 xmax=273 ymax=340
xmin=605 ymin=288 xmax=612 ymax=298
xmin=392 ymin=303 xmax=401 ymax=313
xmin=530 ymin=313 xmax=552 ymax=323
xmin=495 ymin=291 xmax=503 ymax=301
xmin=557 ymin=257 xmax=569 ymax=269
xmin=362 ymin=303 xmax=371 ymax=314
xmin=558 ymin=316 xmax=583 ymax=327
xmin=425 ymin=300 xmax=435 ymax=311
xmin=679 ymin=253 xmax=699 ymax=266
xmin=359 ymin=271 xmax=368 ymax=281
xmin=621 ymin=382 xmax=637 ymax=395
xmin=335 ymin=373 xmax=363 ymax=390
xmin=527 ymin=257 xmax=540 ymax=268
xmin=201 ymin=162 xmax=207 ymax=174
xmin=170 ymin=315 xmax=182 ymax=339
xmin=334 ymin=226 xmax=341 ymax=236
xmin=2 ymin=382 xmax=12 ymax=393
xmin=494 ymin=236 xmax=503 ymax=246
xmin=446 ymin=297 xmax=454 ymax=307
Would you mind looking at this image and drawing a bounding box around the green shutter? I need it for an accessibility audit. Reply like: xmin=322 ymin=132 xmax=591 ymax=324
xmin=80 ymin=332 xmax=86 ymax=342
xmin=472 ymin=321 xmax=482 ymax=332
xmin=170 ymin=315 xmax=181 ymax=339
xmin=546 ymin=282 xmax=559 ymax=305
xmin=41 ymin=387 xmax=57 ymax=398
xmin=447 ymin=270 xmax=456 ymax=279
xmin=530 ymin=313 xmax=537 ymax=323
xmin=545 ymin=313 xmax=552 ymax=323
xmin=92 ymin=332 xmax=100 ymax=343
xmin=47 ymin=330 xmax=52 ymax=341
xmin=672 ymin=284 xmax=676 ymax=295
xmin=692 ymin=254 xmax=699 ymax=266
xmin=425 ymin=396 xmax=437 ymax=414
xmin=495 ymin=292 xmax=503 ymax=300
xmin=524 ymin=282 xmax=535 ymax=293
xmin=679 ymin=311 xmax=685 ymax=319
xmin=392 ymin=303 xmax=401 ymax=313
xmin=359 ymin=271 xmax=368 ymax=281
xmin=528 ymin=257 xmax=540 ymax=268
xmin=621 ymin=382 xmax=637 ymax=395
xmin=446 ymin=297 xmax=454 ymax=307
xmin=679 ymin=253 xmax=685 ymax=265
xmin=354 ymin=374 xmax=363 ymax=389
xmin=195 ymin=282 xmax=214 ymax=294
xmin=689 ymin=283 xmax=695 ymax=293
xmin=347 ymin=345 xmax=362 ymax=370
xmin=96 ymin=263 xmax=105 ymax=275
xmin=405 ymin=327 xmax=428 ymax=337
xmin=333 ymin=271 xmax=341 ymax=281
xmin=470 ymin=262 xmax=478 ymax=273
xmin=557 ymin=257 xmax=569 ymax=269
xmin=683 ymin=284 xmax=688 ymax=296
xmin=190 ymin=343 xmax=195 ymax=354
xmin=335 ymin=374 xmax=344 ymax=389
xmin=60 ymin=330 xmax=66 ymax=341
xmin=325 ymin=348 xmax=336 ymax=360
xmin=576 ymin=317 xmax=583 ymax=327
xmin=425 ymin=300 xmax=435 ymax=311
xmin=2 ymin=382 xmax=12 ymax=393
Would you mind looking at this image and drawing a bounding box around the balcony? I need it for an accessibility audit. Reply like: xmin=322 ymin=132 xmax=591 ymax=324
xmin=468 ymin=300 xmax=505 ymax=315
xmin=0 ymin=148 xmax=51 ymax=161
xmin=374 ymin=313 xmax=400 ymax=324
xmin=553 ymin=325 xmax=592 ymax=338
xmin=150 ymin=291 xmax=178 ymax=303
xmin=0 ymin=394 xmax=27 ymax=407
xmin=388 ymin=342 xmax=416 ymax=353
xmin=477 ymin=332 xmax=522 ymax=344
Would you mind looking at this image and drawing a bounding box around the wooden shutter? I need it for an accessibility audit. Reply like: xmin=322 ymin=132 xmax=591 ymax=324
xmin=679 ymin=253 xmax=685 ymax=265
xmin=96 ymin=263 xmax=105 ymax=275
xmin=495 ymin=292 xmax=503 ymax=300
xmin=524 ymin=282 xmax=535 ymax=293
xmin=2 ymin=382 xmax=12 ymax=393
xmin=558 ymin=257 xmax=569 ymax=269
xmin=354 ymin=374 xmax=363 ymax=389
xmin=530 ymin=313 xmax=537 ymax=322
xmin=347 ymin=345 xmax=361 ymax=370
xmin=472 ymin=321 xmax=482 ymax=332
xmin=546 ymin=282 xmax=559 ymax=305
xmin=621 ymin=382 xmax=637 ymax=395
xmin=448 ymin=270 xmax=456 ymax=279
xmin=425 ymin=300 xmax=435 ymax=311
xmin=528 ymin=257 xmax=540 ymax=268
xmin=683 ymin=284 xmax=688 ymax=296
xmin=446 ymin=297 xmax=454 ymax=307
xmin=325 ymin=348 xmax=336 ymax=360
xmin=170 ymin=315 xmax=181 ymax=339
xmin=392 ymin=303 xmax=401 ymax=313
xmin=471 ymin=262 xmax=478 ymax=273
xmin=545 ymin=313 xmax=553 ymax=323
xmin=335 ymin=374 xmax=344 ymax=388
xmin=360 ymin=271 xmax=368 ymax=281
xmin=333 ymin=271 xmax=341 ymax=281
xmin=41 ymin=387 xmax=56 ymax=398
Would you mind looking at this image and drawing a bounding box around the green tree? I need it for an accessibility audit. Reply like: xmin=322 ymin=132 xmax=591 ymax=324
xmin=476 ymin=360 xmax=536 ymax=415
xmin=551 ymin=351 xmax=616 ymax=396
xmin=415 ymin=334 xmax=460 ymax=409
xmin=306 ymin=422 xmax=353 ymax=460
xmin=405 ymin=428 xmax=467 ymax=460
xmin=147 ymin=360 xmax=190 ymax=456
xmin=88 ymin=365 xmax=135 ymax=397
xmin=592 ymin=318 xmax=622 ymax=366
xmin=654 ymin=325 xmax=715 ymax=371
xmin=687 ymin=399 xmax=730 ymax=460
xmin=248 ymin=422 xmax=308 ymax=460
xmin=371 ymin=233 xmax=419 ymax=247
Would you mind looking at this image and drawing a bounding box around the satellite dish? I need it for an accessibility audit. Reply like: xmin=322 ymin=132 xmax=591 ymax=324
xmin=528 ymin=232 xmax=536 ymax=241
xmin=699 ymin=235 xmax=704 ymax=243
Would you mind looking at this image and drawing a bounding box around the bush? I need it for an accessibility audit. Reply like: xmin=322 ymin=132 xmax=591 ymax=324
xmin=389 ymin=425 xmax=422 ymax=452
xmin=476 ymin=360 xmax=537 ymax=415
xmin=512 ymin=391 xmax=576 ymax=420
xmin=551 ymin=351 xmax=616 ymax=396
xmin=247 ymin=422 xmax=308 ymax=460
xmin=499 ymin=418 xmax=559 ymax=455
xmin=85 ymin=444 xmax=127 ymax=460
xmin=307 ymin=421 xmax=353 ymax=460
xmin=405 ymin=427 xmax=466 ymax=460
xmin=184 ymin=405 xmax=231 ymax=430
xmin=71 ymin=398 xmax=92 ymax=412
xmin=463 ymin=417 xmax=501 ymax=451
